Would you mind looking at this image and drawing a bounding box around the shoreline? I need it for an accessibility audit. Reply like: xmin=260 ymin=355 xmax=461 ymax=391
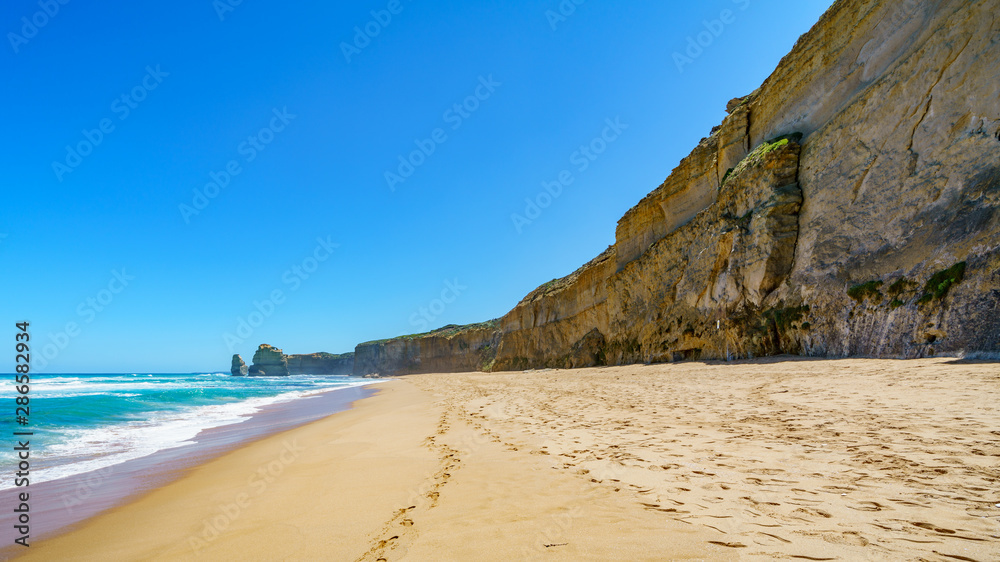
xmin=13 ymin=376 xmax=720 ymax=561
xmin=9 ymin=379 xmax=448 ymax=561
xmin=0 ymin=382 xmax=378 ymax=558
xmin=10 ymin=358 xmax=1000 ymax=560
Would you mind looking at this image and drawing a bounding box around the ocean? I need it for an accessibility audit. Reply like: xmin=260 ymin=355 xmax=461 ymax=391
xmin=0 ymin=372 xmax=374 ymax=490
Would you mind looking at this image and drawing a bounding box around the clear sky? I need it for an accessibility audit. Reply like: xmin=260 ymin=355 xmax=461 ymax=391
xmin=1 ymin=0 xmax=834 ymax=373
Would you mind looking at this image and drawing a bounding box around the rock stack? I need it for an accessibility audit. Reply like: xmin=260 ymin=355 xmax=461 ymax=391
xmin=231 ymin=354 xmax=248 ymax=376
xmin=247 ymin=344 xmax=290 ymax=377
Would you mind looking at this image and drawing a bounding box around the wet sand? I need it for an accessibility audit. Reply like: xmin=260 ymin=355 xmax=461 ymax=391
xmin=15 ymin=358 xmax=1000 ymax=560
xmin=0 ymin=384 xmax=375 ymax=559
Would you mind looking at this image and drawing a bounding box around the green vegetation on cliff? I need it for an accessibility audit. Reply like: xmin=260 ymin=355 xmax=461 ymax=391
xmin=920 ymin=262 xmax=966 ymax=301
xmin=722 ymin=133 xmax=803 ymax=187
xmin=847 ymin=280 xmax=883 ymax=303
xmin=358 ymin=319 xmax=501 ymax=346
xmin=887 ymin=277 xmax=917 ymax=297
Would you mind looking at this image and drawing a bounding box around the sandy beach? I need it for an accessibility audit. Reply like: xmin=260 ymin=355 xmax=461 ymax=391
xmin=17 ymin=358 xmax=1000 ymax=561
xmin=0 ymin=384 xmax=375 ymax=554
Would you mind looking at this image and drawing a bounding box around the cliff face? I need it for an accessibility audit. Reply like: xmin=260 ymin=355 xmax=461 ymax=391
xmin=286 ymin=352 xmax=354 ymax=376
xmin=495 ymin=0 xmax=999 ymax=367
xmin=347 ymin=0 xmax=1000 ymax=376
xmin=353 ymin=323 xmax=501 ymax=377
xmin=492 ymin=249 xmax=616 ymax=370
xmin=768 ymin=0 xmax=1000 ymax=358
xmin=605 ymin=137 xmax=805 ymax=363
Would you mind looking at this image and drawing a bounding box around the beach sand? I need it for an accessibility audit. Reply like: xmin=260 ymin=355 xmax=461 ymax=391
xmin=18 ymin=358 xmax=1000 ymax=560
xmin=0 ymin=385 xmax=374 ymax=552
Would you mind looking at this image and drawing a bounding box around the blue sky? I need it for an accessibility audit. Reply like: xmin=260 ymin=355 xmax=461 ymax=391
xmin=1 ymin=0 xmax=833 ymax=373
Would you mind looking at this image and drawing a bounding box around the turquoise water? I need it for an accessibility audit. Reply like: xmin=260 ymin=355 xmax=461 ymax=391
xmin=0 ymin=372 xmax=371 ymax=488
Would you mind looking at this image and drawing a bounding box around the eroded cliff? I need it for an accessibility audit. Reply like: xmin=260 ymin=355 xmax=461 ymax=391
xmin=353 ymin=322 xmax=501 ymax=377
xmin=286 ymin=352 xmax=354 ymax=376
xmin=232 ymin=346 xmax=355 ymax=376
xmin=494 ymin=0 xmax=999 ymax=368
xmin=334 ymin=0 xmax=1000 ymax=376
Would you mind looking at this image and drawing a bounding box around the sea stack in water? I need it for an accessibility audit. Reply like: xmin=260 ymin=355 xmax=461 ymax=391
xmin=231 ymin=354 xmax=248 ymax=376
xmin=248 ymin=344 xmax=289 ymax=376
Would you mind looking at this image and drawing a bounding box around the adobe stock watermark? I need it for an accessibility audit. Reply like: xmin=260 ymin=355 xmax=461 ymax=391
xmin=672 ymin=0 xmax=750 ymax=73
xmin=384 ymin=74 xmax=501 ymax=191
xmin=409 ymin=279 xmax=467 ymax=332
xmin=51 ymin=65 xmax=169 ymax=182
xmin=519 ymin=506 xmax=583 ymax=559
xmin=188 ymin=439 xmax=305 ymax=555
xmin=212 ymin=0 xmax=248 ymax=21
xmin=340 ymin=0 xmax=415 ymax=63
xmin=7 ymin=0 xmax=71 ymax=54
xmin=511 ymin=117 xmax=627 ymax=233
xmin=223 ymin=236 xmax=338 ymax=352
xmin=545 ymin=0 xmax=586 ymax=31
xmin=880 ymin=0 xmax=922 ymax=35
xmin=35 ymin=269 xmax=136 ymax=372
xmin=179 ymin=107 xmax=296 ymax=223
xmin=61 ymin=465 xmax=116 ymax=514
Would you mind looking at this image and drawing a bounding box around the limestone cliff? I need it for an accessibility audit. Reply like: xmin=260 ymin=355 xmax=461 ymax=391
xmin=353 ymin=322 xmax=501 ymax=377
xmin=346 ymin=0 xmax=1000 ymax=375
xmin=286 ymin=352 xmax=354 ymax=376
xmin=492 ymin=249 xmax=616 ymax=370
xmin=248 ymin=344 xmax=290 ymax=377
xmin=491 ymin=0 xmax=1000 ymax=368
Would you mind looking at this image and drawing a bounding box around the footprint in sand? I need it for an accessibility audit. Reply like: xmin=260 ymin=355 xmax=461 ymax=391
xmin=912 ymin=522 xmax=957 ymax=534
xmin=802 ymin=530 xmax=869 ymax=547
xmin=791 ymin=507 xmax=832 ymax=519
xmin=708 ymin=541 xmax=747 ymax=548
xmin=755 ymin=531 xmax=792 ymax=544
xmin=847 ymin=500 xmax=886 ymax=512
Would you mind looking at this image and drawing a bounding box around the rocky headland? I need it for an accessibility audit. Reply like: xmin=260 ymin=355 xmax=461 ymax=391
xmin=231 ymin=344 xmax=354 ymax=376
